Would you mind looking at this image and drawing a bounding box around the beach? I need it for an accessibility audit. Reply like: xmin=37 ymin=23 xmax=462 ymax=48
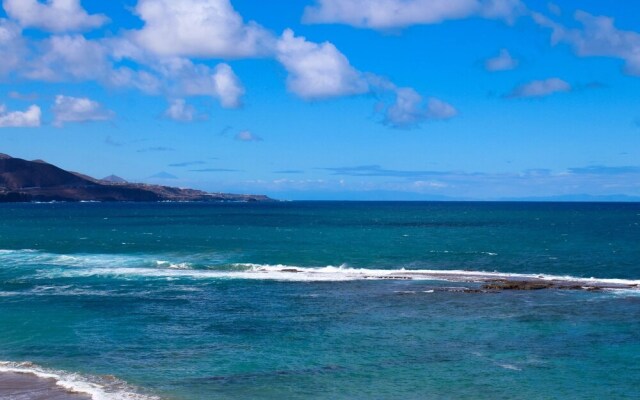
xmin=0 ymin=371 xmax=91 ymax=400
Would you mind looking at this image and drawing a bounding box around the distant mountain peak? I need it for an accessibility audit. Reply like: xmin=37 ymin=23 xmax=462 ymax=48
xmin=149 ymin=171 xmax=178 ymax=180
xmin=102 ymin=174 xmax=127 ymax=183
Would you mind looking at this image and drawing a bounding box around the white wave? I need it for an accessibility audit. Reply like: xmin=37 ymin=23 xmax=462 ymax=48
xmin=3 ymin=249 xmax=639 ymax=288
xmin=0 ymin=249 xmax=222 ymax=270
xmin=33 ymin=262 xmax=640 ymax=288
xmin=155 ymin=261 xmax=192 ymax=270
xmin=497 ymin=363 xmax=522 ymax=371
xmin=0 ymin=361 xmax=158 ymax=400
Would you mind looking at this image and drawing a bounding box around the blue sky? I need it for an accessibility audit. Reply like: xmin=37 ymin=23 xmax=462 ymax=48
xmin=0 ymin=0 xmax=639 ymax=200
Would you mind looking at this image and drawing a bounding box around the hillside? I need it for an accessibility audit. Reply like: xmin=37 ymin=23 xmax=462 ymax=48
xmin=0 ymin=154 xmax=272 ymax=203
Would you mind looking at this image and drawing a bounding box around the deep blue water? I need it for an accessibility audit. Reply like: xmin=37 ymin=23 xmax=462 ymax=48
xmin=0 ymin=202 xmax=639 ymax=399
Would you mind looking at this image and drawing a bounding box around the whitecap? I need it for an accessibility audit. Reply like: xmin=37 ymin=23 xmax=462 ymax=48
xmin=3 ymin=249 xmax=639 ymax=289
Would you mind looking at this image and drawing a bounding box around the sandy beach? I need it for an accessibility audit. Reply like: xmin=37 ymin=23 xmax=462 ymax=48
xmin=0 ymin=371 xmax=91 ymax=400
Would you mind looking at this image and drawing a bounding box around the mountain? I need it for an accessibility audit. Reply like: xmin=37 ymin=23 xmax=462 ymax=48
xmin=101 ymin=175 xmax=127 ymax=183
xmin=0 ymin=154 xmax=272 ymax=203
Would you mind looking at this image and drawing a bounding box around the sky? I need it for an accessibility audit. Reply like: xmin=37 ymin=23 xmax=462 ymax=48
xmin=0 ymin=0 xmax=639 ymax=200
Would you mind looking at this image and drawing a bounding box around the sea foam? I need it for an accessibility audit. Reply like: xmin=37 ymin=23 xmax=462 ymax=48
xmin=2 ymin=248 xmax=639 ymax=288
xmin=0 ymin=361 xmax=158 ymax=400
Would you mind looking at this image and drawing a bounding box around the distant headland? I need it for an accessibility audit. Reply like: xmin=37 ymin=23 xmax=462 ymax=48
xmin=0 ymin=153 xmax=273 ymax=203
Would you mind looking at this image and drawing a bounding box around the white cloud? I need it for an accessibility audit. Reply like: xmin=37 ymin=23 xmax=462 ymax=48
xmin=235 ymin=130 xmax=262 ymax=142
xmin=211 ymin=63 xmax=245 ymax=108
xmin=107 ymin=67 xmax=163 ymax=94
xmin=0 ymin=104 xmax=41 ymax=127
xmin=164 ymin=99 xmax=196 ymax=122
xmin=2 ymin=0 xmax=108 ymax=32
xmin=0 ymin=18 xmax=25 ymax=76
xmin=276 ymin=29 xmax=369 ymax=99
xmin=156 ymin=59 xmax=245 ymax=108
xmin=132 ymin=0 xmax=273 ymax=58
xmin=0 ymin=1 xmax=457 ymax=126
xmin=52 ymin=95 xmax=113 ymax=127
xmin=507 ymin=78 xmax=571 ymax=98
xmin=303 ymin=0 xmax=525 ymax=29
xmin=26 ymin=35 xmax=110 ymax=81
xmin=534 ymin=11 xmax=640 ymax=76
xmin=485 ymin=49 xmax=518 ymax=71
xmin=426 ymin=97 xmax=458 ymax=120
xmin=383 ymin=87 xmax=457 ymax=128
xmin=22 ymin=33 xmax=245 ymax=108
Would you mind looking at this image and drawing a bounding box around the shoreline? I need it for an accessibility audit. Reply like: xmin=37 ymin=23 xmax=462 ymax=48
xmin=0 ymin=371 xmax=92 ymax=400
xmin=0 ymin=362 xmax=158 ymax=400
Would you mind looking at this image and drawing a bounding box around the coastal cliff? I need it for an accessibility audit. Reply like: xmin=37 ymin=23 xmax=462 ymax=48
xmin=0 ymin=154 xmax=272 ymax=203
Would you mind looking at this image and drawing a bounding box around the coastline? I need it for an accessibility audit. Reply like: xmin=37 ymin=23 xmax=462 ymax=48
xmin=0 ymin=362 xmax=158 ymax=400
xmin=0 ymin=371 xmax=92 ymax=400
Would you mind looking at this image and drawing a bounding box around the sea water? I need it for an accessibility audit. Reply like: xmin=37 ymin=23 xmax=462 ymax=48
xmin=0 ymin=202 xmax=639 ymax=399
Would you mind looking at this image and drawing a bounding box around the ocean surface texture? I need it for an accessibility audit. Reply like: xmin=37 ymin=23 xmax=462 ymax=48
xmin=0 ymin=202 xmax=639 ymax=399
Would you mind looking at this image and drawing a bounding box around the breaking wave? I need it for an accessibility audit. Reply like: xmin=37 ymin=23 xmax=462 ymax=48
xmin=1 ymin=249 xmax=639 ymax=288
xmin=0 ymin=361 xmax=158 ymax=400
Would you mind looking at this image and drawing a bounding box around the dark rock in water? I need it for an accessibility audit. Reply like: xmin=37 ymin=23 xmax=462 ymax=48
xmin=480 ymin=280 xmax=608 ymax=292
xmin=482 ymin=280 xmax=555 ymax=291
xmin=556 ymin=284 xmax=587 ymax=290
xmin=369 ymin=275 xmax=412 ymax=280
xmin=0 ymin=154 xmax=274 ymax=203
xmin=280 ymin=268 xmax=300 ymax=273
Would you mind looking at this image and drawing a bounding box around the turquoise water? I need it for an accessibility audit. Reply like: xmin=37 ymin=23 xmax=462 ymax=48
xmin=0 ymin=202 xmax=639 ymax=399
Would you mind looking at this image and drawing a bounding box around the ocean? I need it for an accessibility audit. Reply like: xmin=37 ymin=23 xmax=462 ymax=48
xmin=0 ymin=201 xmax=639 ymax=399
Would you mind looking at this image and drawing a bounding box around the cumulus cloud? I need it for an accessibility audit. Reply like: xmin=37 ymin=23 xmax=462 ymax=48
xmin=0 ymin=0 xmax=455 ymax=126
xmin=26 ymin=35 xmax=110 ymax=82
xmin=378 ymin=86 xmax=457 ymax=128
xmin=303 ymin=0 xmax=526 ymax=29
xmin=52 ymin=95 xmax=113 ymax=127
xmin=164 ymin=99 xmax=196 ymax=122
xmin=156 ymin=60 xmax=245 ymax=108
xmin=211 ymin=63 xmax=245 ymax=108
xmin=506 ymin=78 xmax=571 ymax=98
xmin=2 ymin=0 xmax=108 ymax=32
xmin=235 ymin=130 xmax=262 ymax=142
xmin=485 ymin=49 xmax=518 ymax=71
xmin=107 ymin=67 xmax=162 ymax=94
xmin=276 ymin=29 xmax=369 ymax=99
xmin=0 ymin=18 xmax=26 ymax=77
xmin=0 ymin=104 xmax=41 ymax=127
xmin=534 ymin=10 xmax=640 ymax=76
xmin=132 ymin=0 xmax=273 ymax=58
xmin=22 ymin=33 xmax=245 ymax=109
